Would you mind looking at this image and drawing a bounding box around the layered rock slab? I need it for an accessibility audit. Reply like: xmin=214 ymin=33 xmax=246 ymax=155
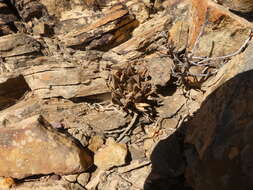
xmin=0 ymin=115 xmax=92 ymax=179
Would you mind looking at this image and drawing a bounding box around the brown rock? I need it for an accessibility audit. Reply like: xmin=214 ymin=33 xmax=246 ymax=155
xmin=10 ymin=0 xmax=49 ymax=22
xmin=88 ymin=136 xmax=104 ymax=153
xmin=23 ymin=62 xmax=109 ymax=99
xmin=108 ymin=14 xmax=168 ymax=61
xmin=144 ymin=57 xmax=173 ymax=87
xmin=184 ymin=41 xmax=253 ymax=190
xmin=9 ymin=180 xmax=75 ymax=190
xmin=62 ymin=174 xmax=78 ymax=183
xmin=218 ymin=0 xmax=253 ymax=12
xmin=0 ymin=33 xmax=41 ymax=58
xmin=84 ymin=111 xmax=129 ymax=132
xmin=58 ymin=4 xmax=138 ymax=51
xmin=0 ymin=115 xmax=92 ymax=179
xmin=0 ymin=177 xmax=15 ymax=189
xmin=94 ymin=138 xmax=127 ymax=170
xmin=187 ymin=0 xmax=253 ymax=57
xmin=77 ymin=173 xmax=90 ymax=187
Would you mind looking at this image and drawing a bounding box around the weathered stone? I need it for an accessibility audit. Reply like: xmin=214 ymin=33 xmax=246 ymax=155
xmin=23 ymin=62 xmax=109 ymax=99
xmin=123 ymin=0 xmax=149 ymax=23
xmin=83 ymin=111 xmax=129 ymax=132
xmin=10 ymin=0 xmax=49 ymax=22
xmin=10 ymin=180 xmax=75 ymax=190
xmin=94 ymin=138 xmax=128 ymax=170
xmin=184 ymin=41 xmax=253 ymax=190
xmin=77 ymin=173 xmax=90 ymax=187
xmin=0 ymin=177 xmax=15 ymax=189
xmin=0 ymin=115 xmax=92 ymax=179
xmin=107 ymin=14 xmax=168 ymax=61
xmin=188 ymin=0 xmax=253 ymax=57
xmin=63 ymin=174 xmax=78 ymax=183
xmin=217 ymin=0 xmax=253 ymax=13
xmin=0 ymin=33 xmax=41 ymax=58
xmin=58 ymin=4 xmax=138 ymax=51
xmin=144 ymin=57 xmax=173 ymax=87
xmin=88 ymin=136 xmax=104 ymax=153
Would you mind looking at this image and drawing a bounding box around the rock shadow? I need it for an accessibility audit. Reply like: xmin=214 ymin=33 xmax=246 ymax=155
xmin=144 ymin=69 xmax=253 ymax=190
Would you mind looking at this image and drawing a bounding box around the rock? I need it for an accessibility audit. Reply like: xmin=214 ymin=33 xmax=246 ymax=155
xmin=144 ymin=57 xmax=173 ymax=87
xmin=77 ymin=173 xmax=90 ymax=186
xmin=33 ymin=22 xmax=51 ymax=36
xmin=58 ymin=4 xmax=138 ymax=51
xmin=23 ymin=61 xmax=110 ymax=99
xmin=123 ymin=0 xmax=149 ymax=23
xmin=0 ymin=115 xmax=92 ymax=179
xmin=11 ymin=180 xmax=75 ymax=190
xmin=40 ymin=0 xmax=91 ymax=18
xmin=184 ymin=41 xmax=253 ymax=189
xmin=218 ymin=0 xmax=253 ymax=12
xmin=106 ymin=14 xmax=169 ymax=61
xmin=63 ymin=174 xmax=78 ymax=183
xmin=126 ymin=165 xmax=151 ymax=189
xmin=144 ymin=138 xmax=155 ymax=151
xmin=84 ymin=111 xmax=129 ymax=132
xmin=10 ymin=0 xmax=49 ymax=22
xmin=88 ymin=136 xmax=104 ymax=153
xmin=0 ymin=177 xmax=15 ymax=189
xmin=0 ymin=33 xmax=41 ymax=58
xmin=187 ymin=0 xmax=253 ymax=57
xmin=70 ymin=183 xmax=85 ymax=190
xmin=94 ymin=138 xmax=128 ymax=170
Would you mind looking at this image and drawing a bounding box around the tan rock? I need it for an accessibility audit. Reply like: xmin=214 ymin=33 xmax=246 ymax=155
xmin=144 ymin=57 xmax=173 ymax=87
xmin=188 ymin=0 xmax=253 ymax=57
xmin=10 ymin=180 xmax=74 ymax=190
xmin=94 ymin=139 xmax=128 ymax=170
xmin=23 ymin=62 xmax=109 ymax=99
xmin=0 ymin=33 xmax=41 ymax=58
xmin=109 ymin=14 xmax=168 ymax=60
xmin=10 ymin=0 xmax=48 ymax=22
xmin=58 ymin=4 xmax=138 ymax=51
xmin=88 ymin=136 xmax=104 ymax=153
xmin=218 ymin=0 xmax=253 ymax=12
xmin=62 ymin=174 xmax=78 ymax=183
xmin=0 ymin=115 xmax=92 ymax=179
xmin=77 ymin=173 xmax=90 ymax=186
xmin=84 ymin=111 xmax=129 ymax=132
xmin=0 ymin=177 xmax=15 ymax=189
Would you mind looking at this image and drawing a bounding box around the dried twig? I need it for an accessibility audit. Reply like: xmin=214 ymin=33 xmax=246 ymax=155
xmin=117 ymin=113 xmax=138 ymax=142
xmin=118 ymin=160 xmax=151 ymax=174
xmin=190 ymin=18 xmax=207 ymax=57
xmin=193 ymin=30 xmax=253 ymax=65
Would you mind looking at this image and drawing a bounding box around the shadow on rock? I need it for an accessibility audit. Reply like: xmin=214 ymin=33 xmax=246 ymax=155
xmin=144 ymin=69 xmax=253 ymax=190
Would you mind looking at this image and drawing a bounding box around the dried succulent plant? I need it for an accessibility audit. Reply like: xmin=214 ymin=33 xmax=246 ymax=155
xmin=107 ymin=63 xmax=156 ymax=113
